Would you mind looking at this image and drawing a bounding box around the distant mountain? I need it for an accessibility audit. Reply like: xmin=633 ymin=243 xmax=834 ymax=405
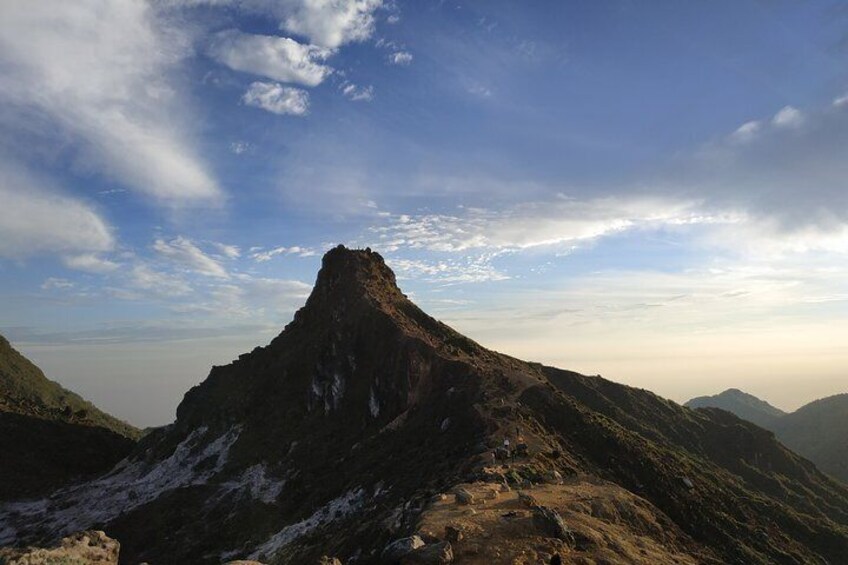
xmin=685 ymin=388 xmax=786 ymax=429
xmin=773 ymin=394 xmax=848 ymax=484
xmin=686 ymin=389 xmax=848 ymax=483
xmin=2 ymin=247 xmax=847 ymax=564
xmin=0 ymin=335 xmax=138 ymax=500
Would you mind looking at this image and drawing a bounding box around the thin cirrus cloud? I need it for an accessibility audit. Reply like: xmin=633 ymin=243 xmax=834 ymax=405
xmin=242 ymin=82 xmax=310 ymax=116
xmin=0 ymin=1 xmax=222 ymax=206
xmin=370 ymin=197 xmax=731 ymax=253
xmin=153 ymin=236 xmax=229 ymax=278
xmin=0 ymin=163 xmax=114 ymax=260
xmin=62 ymin=254 xmax=121 ymax=274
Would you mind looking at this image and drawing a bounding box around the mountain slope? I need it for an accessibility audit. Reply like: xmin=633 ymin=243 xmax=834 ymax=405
xmin=686 ymin=389 xmax=848 ymax=484
xmin=0 ymin=335 xmax=138 ymax=439
xmin=2 ymin=247 xmax=847 ymax=564
xmin=772 ymin=394 xmax=848 ymax=484
xmin=0 ymin=335 xmax=138 ymax=500
xmin=685 ymin=388 xmax=786 ymax=429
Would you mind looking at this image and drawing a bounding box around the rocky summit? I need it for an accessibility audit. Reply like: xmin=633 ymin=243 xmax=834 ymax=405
xmin=1 ymin=246 xmax=847 ymax=564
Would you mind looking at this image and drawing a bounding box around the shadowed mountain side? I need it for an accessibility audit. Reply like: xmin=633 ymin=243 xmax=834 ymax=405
xmin=0 ymin=412 xmax=135 ymax=501
xmin=773 ymin=394 xmax=848 ymax=483
xmin=0 ymin=335 xmax=138 ymax=501
xmin=687 ymin=389 xmax=848 ymax=484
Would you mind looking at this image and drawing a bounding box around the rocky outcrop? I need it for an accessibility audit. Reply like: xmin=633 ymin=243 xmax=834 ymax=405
xmin=0 ymin=530 xmax=119 ymax=564
xmin=532 ymin=506 xmax=573 ymax=542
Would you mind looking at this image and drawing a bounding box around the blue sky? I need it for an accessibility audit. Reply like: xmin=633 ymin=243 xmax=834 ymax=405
xmin=1 ymin=0 xmax=848 ymax=426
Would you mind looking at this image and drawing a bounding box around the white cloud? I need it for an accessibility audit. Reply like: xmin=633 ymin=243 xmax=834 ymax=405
xmin=129 ymin=264 xmax=193 ymax=297
xmin=690 ymin=96 xmax=848 ymax=229
xmin=41 ymin=277 xmax=74 ymax=290
xmin=62 ymin=253 xmax=120 ymax=274
xmin=213 ymin=242 xmax=241 ymax=259
xmin=834 ymin=93 xmax=848 ymax=108
xmin=208 ymin=30 xmax=333 ymax=86
xmin=0 ymin=164 xmax=114 ymax=259
xmin=730 ymin=120 xmax=761 ymax=143
xmin=251 ymin=245 xmax=315 ymax=262
xmin=153 ymin=236 xmax=229 ymax=278
xmin=170 ymin=275 xmax=312 ymax=318
xmin=0 ymin=0 xmax=221 ymax=205
xmin=388 ymin=51 xmax=413 ymax=66
xmin=242 ymin=82 xmax=310 ymax=115
xmin=341 ymin=83 xmax=374 ymax=102
xmin=772 ymin=105 xmax=803 ymax=128
xmin=274 ymin=0 xmax=383 ymax=49
xmin=371 ymin=197 xmax=734 ymax=253
xmin=388 ymin=255 xmax=509 ymax=284
xmin=162 ymin=0 xmax=383 ymax=48
xmin=229 ymin=141 xmax=252 ymax=155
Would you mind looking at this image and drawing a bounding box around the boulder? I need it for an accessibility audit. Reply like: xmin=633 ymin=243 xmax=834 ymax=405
xmin=532 ymin=505 xmax=574 ymax=542
xmin=444 ymin=525 xmax=463 ymax=543
xmin=546 ymin=470 xmax=563 ymax=484
xmin=400 ymin=541 xmax=453 ymax=564
xmin=517 ymin=491 xmax=539 ymax=507
xmin=382 ymin=535 xmax=425 ymax=562
xmin=454 ymin=488 xmax=474 ymax=505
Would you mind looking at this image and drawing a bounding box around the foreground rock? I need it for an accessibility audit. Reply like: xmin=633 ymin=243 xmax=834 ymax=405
xmin=0 ymin=530 xmax=119 ymax=564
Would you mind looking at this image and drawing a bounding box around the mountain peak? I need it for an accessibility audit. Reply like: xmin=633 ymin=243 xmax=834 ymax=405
xmin=315 ymin=245 xmax=400 ymax=300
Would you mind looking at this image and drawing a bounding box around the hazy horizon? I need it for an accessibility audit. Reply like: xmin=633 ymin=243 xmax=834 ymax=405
xmin=2 ymin=1 xmax=847 ymax=428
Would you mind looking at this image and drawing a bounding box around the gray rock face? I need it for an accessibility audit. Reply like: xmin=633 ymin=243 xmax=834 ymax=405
xmin=382 ymin=535 xmax=425 ymax=562
xmin=532 ymin=505 xmax=573 ymax=542
xmin=400 ymin=541 xmax=453 ymax=564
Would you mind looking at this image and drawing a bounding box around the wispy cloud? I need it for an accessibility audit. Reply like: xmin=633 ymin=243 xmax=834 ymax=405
xmin=0 ymin=1 xmax=222 ymax=206
xmin=0 ymin=162 xmax=114 ymax=259
xmin=251 ymin=245 xmax=315 ymax=262
xmin=370 ymin=196 xmax=733 ymax=253
xmin=62 ymin=253 xmax=120 ymax=274
xmin=387 ymin=51 xmax=413 ymax=65
xmin=242 ymin=82 xmax=310 ymax=116
xmin=153 ymin=236 xmax=229 ymax=278
xmin=341 ymin=82 xmax=375 ymax=102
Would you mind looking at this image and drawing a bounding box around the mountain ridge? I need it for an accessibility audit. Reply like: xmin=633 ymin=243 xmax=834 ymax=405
xmin=0 ymin=335 xmax=139 ymax=500
xmin=686 ymin=388 xmax=848 ymax=483
xmin=2 ymin=246 xmax=847 ymax=564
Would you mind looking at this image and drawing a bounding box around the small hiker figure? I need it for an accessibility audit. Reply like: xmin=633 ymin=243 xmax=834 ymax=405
xmin=503 ymin=438 xmax=511 ymax=461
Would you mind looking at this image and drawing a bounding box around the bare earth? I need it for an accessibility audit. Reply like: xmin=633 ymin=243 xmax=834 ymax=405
xmin=417 ymin=475 xmax=708 ymax=565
